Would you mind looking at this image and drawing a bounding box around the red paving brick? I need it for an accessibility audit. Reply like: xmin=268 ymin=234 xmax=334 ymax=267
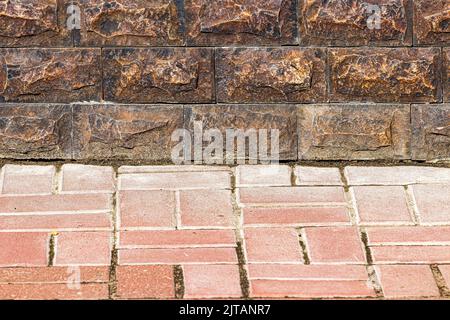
xmin=353 ymin=186 xmax=413 ymax=224
xmin=0 ymin=164 xmax=449 ymax=300
xmin=116 ymin=265 xmax=175 ymax=299
xmin=376 ymin=265 xmax=440 ymax=298
xmin=183 ymin=265 xmax=242 ymax=298
xmin=304 ymin=227 xmax=366 ymax=263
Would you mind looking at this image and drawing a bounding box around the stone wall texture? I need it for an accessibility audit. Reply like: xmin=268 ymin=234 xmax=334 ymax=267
xmin=0 ymin=0 xmax=448 ymax=162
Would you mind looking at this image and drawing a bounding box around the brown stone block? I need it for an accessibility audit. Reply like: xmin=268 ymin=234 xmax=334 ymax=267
xmin=0 ymin=0 xmax=71 ymax=47
xmin=216 ymin=48 xmax=326 ymax=103
xmin=185 ymin=0 xmax=298 ymax=45
xmin=103 ymin=48 xmax=214 ymax=103
xmin=0 ymin=104 xmax=71 ymax=159
xmin=329 ymin=48 xmax=442 ymax=103
xmin=0 ymin=48 xmax=102 ymax=103
xmin=72 ymin=104 xmax=184 ymax=160
xmin=185 ymin=104 xmax=297 ymax=161
xmin=412 ymin=104 xmax=450 ymax=161
xmin=414 ymin=0 xmax=449 ymax=45
xmin=74 ymin=0 xmax=184 ymax=46
xmin=298 ymin=104 xmax=411 ymax=160
xmin=445 ymin=48 xmax=450 ymax=102
xmin=299 ymin=0 xmax=411 ymax=46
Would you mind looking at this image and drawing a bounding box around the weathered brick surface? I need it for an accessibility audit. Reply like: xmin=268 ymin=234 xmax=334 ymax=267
xmin=72 ymin=104 xmax=184 ymax=160
xmin=185 ymin=105 xmax=298 ymax=161
xmin=1 ymin=165 xmax=54 ymax=194
xmin=412 ymin=105 xmax=450 ymax=161
xmin=216 ymin=48 xmax=326 ymax=103
xmin=103 ymin=48 xmax=214 ymax=103
xmin=0 ymin=233 xmax=49 ymax=267
xmin=445 ymin=49 xmax=450 ymax=103
xmin=75 ymin=0 xmax=184 ymax=46
xmin=0 ymin=104 xmax=72 ymax=159
xmin=299 ymin=0 xmax=411 ymax=46
xmin=185 ymin=0 xmax=298 ymax=45
xmin=298 ymin=105 xmax=411 ymax=160
xmin=413 ymin=0 xmax=449 ymax=45
xmin=329 ymin=48 xmax=442 ymax=103
xmin=0 ymin=49 xmax=102 ymax=103
xmin=0 ymin=0 xmax=70 ymax=47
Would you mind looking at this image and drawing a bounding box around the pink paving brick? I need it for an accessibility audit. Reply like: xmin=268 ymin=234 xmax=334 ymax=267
xmin=0 ymin=194 xmax=112 ymax=214
xmin=243 ymin=207 xmax=350 ymax=226
xmin=0 ymin=233 xmax=49 ymax=267
xmin=55 ymin=232 xmax=111 ymax=266
xmin=0 ymin=267 xmax=109 ymax=283
xmin=0 ymin=283 xmax=109 ymax=300
xmin=439 ymin=265 xmax=450 ymax=287
xmin=239 ymin=186 xmax=346 ymax=205
xmin=119 ymin=247 xmax=238 ymax=265
xmin=376 ymin=265 xmax=440 ymax=298
xmin=345 ymin=166 xmax=450 ymax=185
xmin=250 ymin=280 xmax=375 ymax=298
xmin=237 ymin=165 xmax=291 ymax=187
xmin=305 ymin=227 xmax=366 ymax=263
xmin=366 ymin=226 xmax=450 ymax=245
xmin=61 ymin=164 xmax=115 ymax=192
xmin=371 ymin=246 xmax=450 ymax=264
xmin=119 ymin=190 xmax=175 ymax=228
xmin=183 ymin=265 xmax=242 ymax=298
xmin=179 ymin=190 xmax=234 ymax=227
xmin=119 ymin=230 xmax=236 ymax=248
xmin=116 ymin=265 xmax=175 ymax=299
xmin=119 ymin=171 xmax=231 ymax=190
xmin=0 ymin=213 xmax=112 ymax=231
xmin=353 ymin=186 xmax=413 ymax=223
xmin=412 ymin=184 xmax=450 ymax=223
xmin=295 ymin=166 xmax=343 ymax=186
xmin=119 ymin=166 xmax=230 ymax=174
xmin=0 ymin=165 xmax=55 ymax=195
xmin=245 ymin=228 xmax=303 ymax=263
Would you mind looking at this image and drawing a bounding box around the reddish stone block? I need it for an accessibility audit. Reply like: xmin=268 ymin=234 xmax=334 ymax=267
xmin=445 ymin=49 xmax=450 ymax=102
xmin=439 ymin=265 xmax=450 ymax=287
xmin=0 ymin=266 xmax=109 ymax=283
xmin=295 ymin=166 xmax=343 ymax=186
xmin=299 ymin=0 xmax=411 ymax=46
xmin=116 ymin=265 xmax=175 ymax=299
xmin=61 ymin=165 xmax=115 ymax=193
xmin=305 ymin=227 xmax=365 ymax=263
xmin=103 ymin=48 xmax=214 ymax=103
xmin=1 ymin=165 xmax=55 ymax=195
xmin=237 ymin=165 xmax=291 ymax=187
xmin=376 ymin=265 xmax=440 ymax=298
xmin=55 ymin=232 xmax=111 ymax=266
xmin=216 ymin=48 xmax=326 ymax=103
xmin=76 ymin=0 xmax=184 ymax=46
xmin=411 ymin=184 xmax=450 ymax=223
xmin=179 ymin=190 xmax=234 ymax=227
xmin=245 ymin=228 xmax=302 ymax=263
xmin=119 ymin=190 xmax=176 ymax=229
xmin=366 ymin=226 xmax=450 ymax=245
xmin=353 ymin=186 xmax=412 ymax=224
xmin=298 ymin=105 xmax=411 ymax=160
xmin=329 ymin=48 xmax=441 ymax=103
xmin=0 ymin=233 xmax=49 ymax=267
xmin=185 ymin=0 xmax=298 ymax=45
xmin=414 ymin=0 xmax=449 ymax=45
xmin=0 ymin=49 xmax=102 ymax=103
xmin=371 ymin=246 xmax=450 ymax=263
xmin=183 ymin=265 xmax=242 ymax=299
xmin=0 ymin=283 xmax=109 ymax=300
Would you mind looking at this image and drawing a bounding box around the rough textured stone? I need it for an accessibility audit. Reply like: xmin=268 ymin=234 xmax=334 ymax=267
xmin=298 ymin=105 xmax=411 ymax=160
xmin=445 ymin=49 xmax=450 ymax=103
xmin=0 ymin=104 xmax=71 ymax=159
xmin=329 ymin=48 xmax=442 ymax=103
xmin=72 ymin=104 xmax=184 ymax=160
xmin=103 ymin=48 xmax=214 ymax=103
xmin=216 ymin=48 xmax=326 ymax=103
xmin=0 ymin=0 xmax=70 ymax=47
xmin=299 ymin=0 xmax=411 ymax=46
xmin=185 ymin=105 xmax=297 ymax=161
xmin=412 ymin=104 xmax=450 ymax=161
xmin=413 ymin=0 xmax=449 ymax=45
xmin=185 ymin=0 xmax=297 ymax=45
xmin=0 ymin=48 xmax=102 ymax=103
xmin=75 ymin=0 xmax=184 ymax=46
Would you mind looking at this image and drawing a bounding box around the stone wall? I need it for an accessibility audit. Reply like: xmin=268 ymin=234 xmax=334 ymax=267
xmin=0 ymin=0 xmax=448 ymax=162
